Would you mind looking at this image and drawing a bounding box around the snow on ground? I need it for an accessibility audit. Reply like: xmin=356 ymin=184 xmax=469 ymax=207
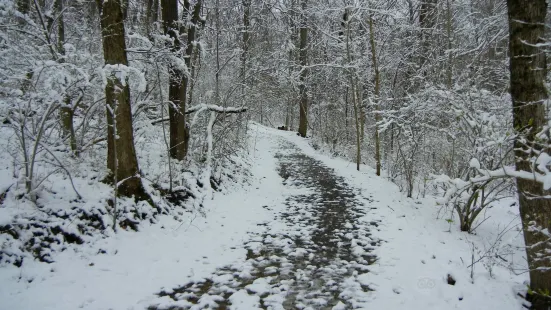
xmin=0 ymin=123 xmax=529 ymax=309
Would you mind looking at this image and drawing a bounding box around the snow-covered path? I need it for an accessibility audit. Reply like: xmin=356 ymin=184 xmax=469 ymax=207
xmin=148 ymin=134 xmax=379 ymax=309
xmin=0 ymin=124 xmax=528 ymax=310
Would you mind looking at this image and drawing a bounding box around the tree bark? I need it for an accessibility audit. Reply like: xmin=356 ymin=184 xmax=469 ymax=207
xmin=97 ymin=0 xmax=148 ymax=199
xmin=297 ymin=0 xmax=308 ymax=138
xmin=146 ymin=0 xmax=159 ymax=37
xmin=215 ymin=0 xmax=220 ymax=106
xmin=161 ymin=0 xmax=185 ymax=159
xmin=242 ymin=0 xmax=250 ymax=69
xmin=176 ymin=0 xmax=202 ymax=159
xmin=445 ymin=0 xmax=453 ymax=89
xmin=55 ymin=0 xmax=77 ymax=155
xmin=369 ymin=14 xmax=381 ymax=176
xmin=419 ymin=0 xmax=437 ymax=69
xmin=345 ymin=10 xmax=361 ymax=171
xmin=507 ymin=0 xmax=551 ymax=308
xmin=286 ymin=0 xmax=297 ymax=131
xmin=242 ymin=0 xmax=250 ymax=122
xmin=164 ymin=0 xmax=202 ymax=160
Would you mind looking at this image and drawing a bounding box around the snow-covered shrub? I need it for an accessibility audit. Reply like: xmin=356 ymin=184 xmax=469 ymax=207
xmin=0 ymin=0 xmax=250 ymax=266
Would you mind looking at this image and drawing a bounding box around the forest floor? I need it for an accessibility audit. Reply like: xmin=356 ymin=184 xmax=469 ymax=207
xmin=0 ymin=124 xmax=530 ymax=310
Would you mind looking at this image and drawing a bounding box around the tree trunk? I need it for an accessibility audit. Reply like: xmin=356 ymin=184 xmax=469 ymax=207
xmin=345 ymin=10 xmax=361 ymax=171
xmin=161 ymin=0 xmax=185 ymax=159
xmin=242 ymin=0 xmax=250 ymax=123
xmin=507 ymin=0 xmax=551 ymax=308
xmin=242 ymin=0 xmax=250 ymax=76
xmin=55 ymin=0 xmax=77 ymax=155
xmin=369 ymin=14 xmax=381 ymax=176
xmin=97 ymin=0 xmax=148 ymax=199
xmin=215 ymin=0 xmax=220 ymax=106
xmin=345 ymin=87 xmax=349 ymax=142
xmin=168 ymin=0 xmax=202 ymax=160
xmin=419 ymin=0 xmax=437 ymax=70
xmin=286 ymin=0 xmax=297 ymax=131
xmin=60 ymin=97 xmax=77 ymax=154
xmin=121 ymin=0 xmax=128 ymax=20
xmin=297 ymin=0 xmax=308 ymax=138
xmin=146 ymin=0 xmax=159 ymax=37
xmin=445 ymin=0 xmax=453 ymax=89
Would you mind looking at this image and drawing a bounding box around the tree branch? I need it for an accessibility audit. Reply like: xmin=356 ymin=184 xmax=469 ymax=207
xmin=151 ymin=104 xmax=247 ymax=125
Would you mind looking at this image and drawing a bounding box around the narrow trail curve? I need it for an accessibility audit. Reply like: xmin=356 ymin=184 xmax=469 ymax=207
xmin=149 ymin=136 xmax=381 ymax=310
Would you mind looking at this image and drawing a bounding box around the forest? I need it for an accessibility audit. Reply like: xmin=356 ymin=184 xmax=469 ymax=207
xmin=0 ymin=0 xmax=550 ymax=309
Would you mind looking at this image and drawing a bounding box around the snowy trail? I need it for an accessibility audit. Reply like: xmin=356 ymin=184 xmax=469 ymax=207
xmin=148 ymin=134 xmax=380 ymax=309
xmin=274 ymin=139 xmax=378 ymax=308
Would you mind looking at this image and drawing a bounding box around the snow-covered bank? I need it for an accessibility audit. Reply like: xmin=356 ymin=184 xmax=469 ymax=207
xmin=0 ymin=123 xmax=529 ymax=310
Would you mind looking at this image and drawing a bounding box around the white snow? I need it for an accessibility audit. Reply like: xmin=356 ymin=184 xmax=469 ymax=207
xmin=469 ymin=158 xmax=481 ymax=170
xmin=0 ymin=123 xmax=529 ymax=310
xmin=229 ymin=290 xmax=261 ymax=309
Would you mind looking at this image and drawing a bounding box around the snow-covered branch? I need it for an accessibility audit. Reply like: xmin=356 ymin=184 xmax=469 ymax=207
xmin=434 ymin=164 xmax=550 ymax=206
xmin=186 ymin=104 xmax=248 ymax=114
xmin=151 ymin=104 xmax=247 ymax=125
